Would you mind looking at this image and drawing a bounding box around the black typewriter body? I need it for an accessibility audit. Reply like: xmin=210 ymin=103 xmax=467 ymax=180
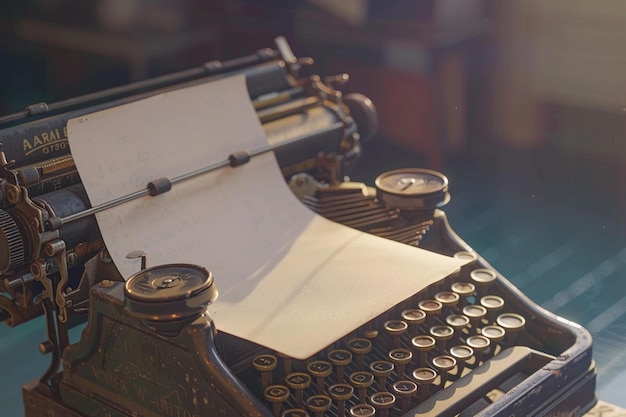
xmin=0 ymin=38 xmax=596 ymax=417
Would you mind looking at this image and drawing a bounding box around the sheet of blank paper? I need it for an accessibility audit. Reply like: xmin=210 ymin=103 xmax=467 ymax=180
xmin=66 ymin=75 xmax=468 ymax=359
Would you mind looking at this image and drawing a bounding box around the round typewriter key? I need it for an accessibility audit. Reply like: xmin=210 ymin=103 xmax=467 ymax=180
xmin=363 ymin=329 xmax=380 ymax=353
xmin=369 ymin=360 xmax=394 ymax=390
xmin=401 ymin=309 xmax=426 ymax=335
xmin=496 ymin=312 xmax=525 ymax=331
xmin=463 ymin=304 xmax=488 ymax=331
xmin=454 ymin=250 xmax=478 ymax=264
xmin=285 ymin=372 xmax=312 ymax=389
xmin=431 ymin=355 xmax=457 ymax=387
xmin=430 ymin=325 xmax=454 ymax=338
xmin=383 ymin=320 xmax=408 ymax=348
xmin=497 ymin=312 xmax=526 ymax=344
xmin=411 ymin=367 xmax=437 ymax=399
xmin=281 ymin=409 xmax=309 ymax=417
xmin=412 ymin=367 xmax=437 ymax=383
xmin=466 ymin=335 xmax=490 ymax=350
xmin=264 ymin=385 xmax=290 ymax=417
xmin=307 ymin=360 xmax=333 ymax=393
xmin=388 ymin=347 xmax=413 ymax=379
xmin=449 ymin=345 xmax=473 ymax=361
xmin=451 ymin=282 xmax=476 ymax=306
xmin=418 ymin=300 xmax=442 ymax=326
xmin=466 ymin=335 xmax=490 ymax=365
xmin=481 ymin=325 xmax=505 ymax=342
xmin=411 ymin=335 xmax=436 ymax=367
xmin=329 ymin=383 xmax=354 ymax=417
xmin=470 ymin=268 xmax=496 ymax=284
xmin=328 ymin=383 xmax=354 ymax=400
xmin=369 ymin=392 xmax=396 ymax=417
xmin=454 ymin=251 xmax=478 ymax=279
xmin=435 ymin=291 xmax=460 ymax=312
xmin=328 ymin=349 xmax=352 ymax=382
xmin=305 ymin=394 xmax=332 ymax=417
xmin=392 ymin=380 xmax=418 ymax=412
xmin=446 ymin=314 xmax=470 ymax=345
xmin=462 ymin=304 xmax=487 ymax=320
xmin=449 ymin=345 xmax=474 ymax=375
xmin=470 ymin=268 xmax=497 ymax=297
xmin=429 ymin=325 xmax=455 ymax=353
xmin=252 ymin=353 xmax=278 ymax=389
xmin=418 ymin=299 xmax=442 ymax=314
xmin=446 ymin=314 xmax=470 ymax=331
xmin=363 ymin=329 xmax=379 ymax=340
xmin=349 ymin=371 xmax=375 ymax=403
xmin=480 ymin=295 xmax=505 ymax=323
xmin=481 ymin=325 xmax=506 ymax=356
xmin=363 ymin=329 xmax=379 ymax=350
xmin=285 ymin=372 xmax=311 ymax=407
xmin=348 ymin=338 xmax=372 ymax=369
xmin=349 ymin=404 xmax=375 ymax=417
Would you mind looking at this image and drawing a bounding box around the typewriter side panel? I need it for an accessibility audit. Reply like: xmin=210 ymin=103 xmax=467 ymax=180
xmin=56 ymin=282 xmax=270 ymax=417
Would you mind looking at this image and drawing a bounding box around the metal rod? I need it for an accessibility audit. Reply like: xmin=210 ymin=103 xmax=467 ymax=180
xmin=0 ymin=48 xmax=278 ymax=126
xmin=58 ymin=121 xmax=343 ymax=226
xmin=169 ymin=159 xmax=230 ymax=186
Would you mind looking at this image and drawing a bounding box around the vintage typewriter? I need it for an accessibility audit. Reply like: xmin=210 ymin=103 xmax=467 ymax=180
xmin=0 ymin=38 xmax=596 ymax=417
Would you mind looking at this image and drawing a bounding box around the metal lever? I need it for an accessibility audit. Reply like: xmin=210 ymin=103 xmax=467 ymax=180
xmin=274 ymin=36 xmax=313 ymax=75
xmin=126 ymin=250 xmax=147 ymax=270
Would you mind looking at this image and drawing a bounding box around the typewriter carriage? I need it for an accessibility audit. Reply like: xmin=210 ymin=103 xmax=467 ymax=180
xmin=0 ymin=37 xmax=376 ymax=331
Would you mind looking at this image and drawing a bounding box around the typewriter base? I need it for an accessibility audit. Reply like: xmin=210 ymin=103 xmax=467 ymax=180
xmin=21 ymin=367 xmax=596 ymax=417
xmin=531 ymin=363 xmax=596 ymax=417
xmin=23 ymin=380 xmax=82 ymax=417
xmin=469 ymin=362 xmax=597 ymax=417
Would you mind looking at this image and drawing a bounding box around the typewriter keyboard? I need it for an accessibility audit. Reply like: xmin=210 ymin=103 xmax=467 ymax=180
xmin=233 ymin=252 xmax=556 ymax=417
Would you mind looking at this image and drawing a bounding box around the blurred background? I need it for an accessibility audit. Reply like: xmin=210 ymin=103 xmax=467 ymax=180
xmin=1 ymin=0 xmax=626 ymax=415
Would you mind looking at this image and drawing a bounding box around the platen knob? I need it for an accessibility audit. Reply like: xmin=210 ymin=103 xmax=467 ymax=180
xmin=375 ymin=168 xmax=450 ymax=211
xmin=124 ymin=263 xmax=217 ymax=321
xmin=344 ymin=93 xmax=378 ymax=143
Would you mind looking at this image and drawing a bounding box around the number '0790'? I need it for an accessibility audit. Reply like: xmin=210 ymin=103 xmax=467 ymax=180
xmin=42 ymin=141 xmax=67 ymax=154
